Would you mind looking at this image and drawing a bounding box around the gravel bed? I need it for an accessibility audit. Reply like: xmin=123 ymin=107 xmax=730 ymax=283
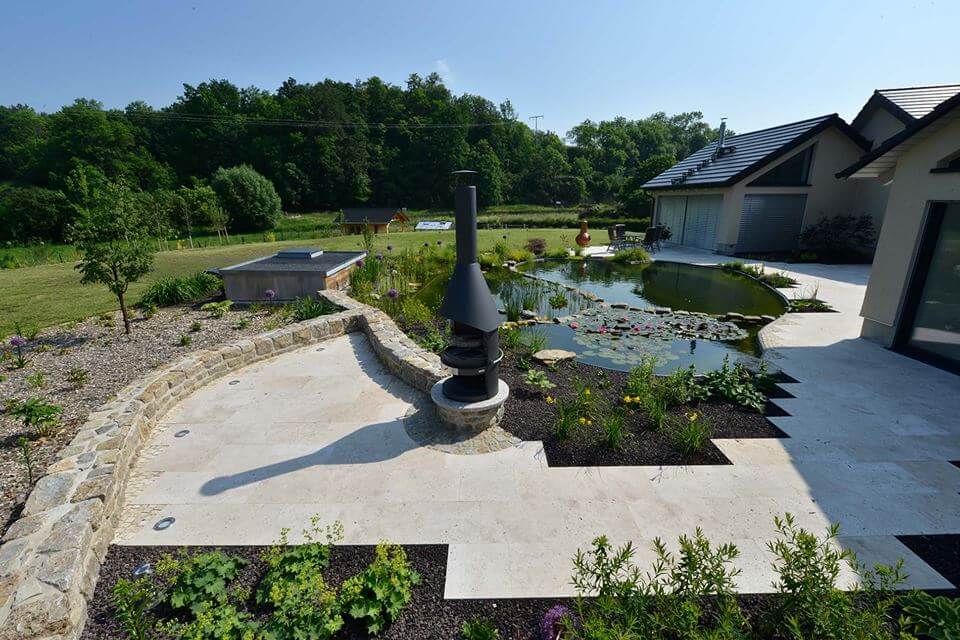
xmin=82 ymin=544 xmax=566 ymax=640
xmin=0 ymin=303 xmax=286 ymax=536
xmin=498 ymin=353 xmax=788 ymax=467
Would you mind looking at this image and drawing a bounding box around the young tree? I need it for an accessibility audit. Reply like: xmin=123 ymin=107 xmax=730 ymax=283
xmin=210 ymin=164 xmax=282 ymax=231
xmin=70 ymin=180 xmax=154 ymax=334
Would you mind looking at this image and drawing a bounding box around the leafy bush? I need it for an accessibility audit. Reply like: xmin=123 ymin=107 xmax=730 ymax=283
xmin=610 ymin=247 xmax=651 ymax=264
xmin=5 ymin=397 xmax=62 ymax=437
xmin=461 ymin=617 xmax=501 ymax=640
xmin=340 ymin=543 xmax=420 ymax=635
xmin=0 ymin=186 xmax=74 ymax=243
xmin=157 ymin=603 xmax=258 ymax=640
xmin=548 ymin=291 xmax=568 ymax=309
xmin=478 ymin=252 xmax=499 ymax=269
xmin=524 ymin=368 xmax=556 ymax=391
xmin=545 ymin=247 xmax=572 ymax=259
xmin=701 ymin=356 xmax=766 ymax=412
xmin=900 ymin=590 xmax=960 ymax=640
xmin=211 ymin=164 xmax=283 ymax=232
xmin=138 ymin=272 xmax=222 ymax=308
xmin=111 ymin=577 xmax=159 ymax=640
xmin=800 ymin=214 xmax=875 ymax=262
xmin=790 ymin=285 xmax=834 ymax=312
xmin=499 ymin=326 xmax=523 ymax=351
xmin=158 ymin=550 xmax=246 ymax=614
xmin=282 ymin=296 xmax=340 ymax=323
xmin=201 ymin=300 xmax=233 ymax=318
xmin=665 ymin=411 xmax=713 ymax=455
xmin=525 ymin=237 xmax=547 ymax=255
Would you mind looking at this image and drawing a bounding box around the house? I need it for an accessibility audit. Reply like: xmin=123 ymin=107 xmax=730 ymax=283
xmin=643 ymin=115 xmax=872 ymax=254
xmin=837 ymin=89 xmax=960 ymax=372
xmin=217 ymin=248 xmax=366 ymax=302
xmin=340 ymin=207 xmax=408 ymax=234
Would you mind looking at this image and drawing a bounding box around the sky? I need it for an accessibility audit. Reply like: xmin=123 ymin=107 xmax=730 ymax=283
xmin=2 ymin=0 xmax=958 ymax=139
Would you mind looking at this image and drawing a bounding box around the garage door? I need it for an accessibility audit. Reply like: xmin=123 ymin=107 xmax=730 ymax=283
xmin=681 ymin=195 xmax=723 ymax=251
xmin=657 ymin=197 xmax=687 ymax=241
xmin=736 ymin=194 xmax=807 ymax=253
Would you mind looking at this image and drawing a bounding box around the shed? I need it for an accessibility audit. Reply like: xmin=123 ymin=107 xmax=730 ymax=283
xmin=217 ymin=248 xmax=366 ymax=302
xmin=340 ymin=208 xmax=408 ymax=234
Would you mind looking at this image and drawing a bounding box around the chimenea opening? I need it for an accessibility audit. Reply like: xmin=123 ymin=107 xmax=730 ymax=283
xmin=437 ymin=171 xmax=503 ymax=402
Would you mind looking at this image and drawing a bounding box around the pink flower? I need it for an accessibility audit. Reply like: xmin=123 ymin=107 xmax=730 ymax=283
xmin=569 ymin=322 xmax=579 ymax=330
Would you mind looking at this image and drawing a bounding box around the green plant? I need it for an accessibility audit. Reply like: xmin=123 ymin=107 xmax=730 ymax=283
xmin=179 ymin=334 xmax=192 ymax=347
xmin=340 ymin=543 xmax=420 ymax=635
xmin=233 ymin=317 xmax=250 ymax=330
xmin=111 ymin=577 xmax=159 ymax=640
xmin=138 ymin=272 xmax=223 ymax=308
xmin=545 ymin=247 xmax=572 ymax=259
xmin=503 ymin=298 xmax=522 ymax=322
xmin=141 ymin=303 xmax=158 ymax=319
xmin=158 ymin=550 xmax=247 ymax=615
xmin=400 ymin=297 xmax=433 ymax=326
xmin=157 ymin=604 xmax=258 ymax=640
xmin=461 ymin=617 xmax=501 ymax=640
xmin=26 ymin=371 xmax=46 ymax=389
xmin=6 ymin=397 xmax=62 ymax=437
xmin=17 ymin=436 xmax=35 ymax=486
xmin=666 ymin=410 xmax=713 ymax=455
xmin=499 ymin=326 xmax=523 ymax=351
xmin=282 ymin=296 xmax=340 ymax=323
xmin=361 ymin=221 xmax=375 ymax=253
xmin=477 ymin=252 xmax=499 ymax=269
xmin=701 ymin=356 xmax=766 ymax=412
xmin=610 ymin=247 xmax=651 ymax=263
xmin=98 ymin=313 xmax=116 ymax=328
xmin=65 ymin=367 xmax=89 ymax=388
xmin=598 ymin=407 xmax=627 ymax=449
xmin=522 ymin=329 xmax=547 ymax=354
xmin=211 ymin=164 xmax=283 ymax=232
xmin=900 ymin=590 xmax=960 ymax=640
xmin=201 ymin=300 xmax=233 ymax=318
xmin=799 ymin=214 xmax=875 ymax=261
xmin=524 ymin=368 xmax=556 ymax=391
xmin=8 ymin=335 xmax=28 ymax=368
xmin=16 ymin=321 xmax=40 ymax=341
xmin=552 ymin=397 xmax=579 ymax=440
xmin=190 ymin=321 xmax=203 ymax=332
xmin=548 ymin=291 xmax=568 ymax=309
xmin=525 ymin=237 xmax=547 ymax=255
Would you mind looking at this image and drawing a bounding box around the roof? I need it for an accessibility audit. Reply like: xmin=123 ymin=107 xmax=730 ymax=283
xmin=341 ymin=208 xmax=403 ymax=224
xmin=643 ymin=114 xmax=869 ymax=191
xmin=219 ymin=250 xmax=366 ymax=275
xmin=851 ymin=83 xmax=960 ymax=130
xmin=838 ymin=90 xmax=960 ymax=179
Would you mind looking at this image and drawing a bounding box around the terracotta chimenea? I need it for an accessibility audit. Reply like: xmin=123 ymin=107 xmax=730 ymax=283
xmin=575 ymin=220 xmax=591 ymax=247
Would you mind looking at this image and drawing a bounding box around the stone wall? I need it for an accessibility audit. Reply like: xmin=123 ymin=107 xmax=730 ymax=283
xmin=0 ymin=291 xmax=448 ymax=640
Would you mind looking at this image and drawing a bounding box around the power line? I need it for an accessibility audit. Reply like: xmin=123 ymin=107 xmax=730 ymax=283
xmin=123 ymin=110 xmax=511 ymax=130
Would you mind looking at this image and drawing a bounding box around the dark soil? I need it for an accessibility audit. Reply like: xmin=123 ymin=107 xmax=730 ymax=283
xmin=497 ymin=353 xmax=788 ymax=467
xmin=897 ymin=534 xmax=960 ymax=598
xmin=82 ymin=544 xmax=568 ymax=640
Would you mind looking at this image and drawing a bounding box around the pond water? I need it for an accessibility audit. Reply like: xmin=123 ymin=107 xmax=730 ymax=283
xmin=419 ymin=260 xmax=786 ymax=373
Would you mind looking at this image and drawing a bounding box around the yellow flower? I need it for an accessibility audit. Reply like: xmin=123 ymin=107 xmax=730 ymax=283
xmin=587 ymin=419 xmax=593 ymax=426
xmin=633 ymin=396 xmax=642 ymax=403
xmin=686 ymin=411 xmax=699 ymax=422
xmin=584 ymin=388 xmax=591 ymax=395
xmin=623 ymin=395 xmax=632 ymax=403
xmin=578 ymin=417 xmax=587 ymax=425
xmin=546 ymin=396 xmax=555 ymax=404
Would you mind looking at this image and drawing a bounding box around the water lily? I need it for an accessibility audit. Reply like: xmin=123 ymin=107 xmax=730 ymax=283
xmin=569 ymin=322 xmax=579 ymax=330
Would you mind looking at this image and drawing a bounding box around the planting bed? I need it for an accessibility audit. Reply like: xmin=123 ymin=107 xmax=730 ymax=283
xmin=898 ymin=535 xmax=960 ymax=597
xmin=83 ymin=544 xmax=564 ymax=640
xmin=498 ymin=353 xmax=790 ymax=467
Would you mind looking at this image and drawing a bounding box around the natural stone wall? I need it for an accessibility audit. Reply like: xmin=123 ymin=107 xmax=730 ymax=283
xmin=0 ymin=308 xmax=365 ymax=640
xmin=0 ymin=290 xmax=449 ymax=640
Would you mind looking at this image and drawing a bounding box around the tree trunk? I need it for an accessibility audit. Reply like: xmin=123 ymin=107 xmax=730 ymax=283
xmin=118 ymin=291 xmax=131 ymax=335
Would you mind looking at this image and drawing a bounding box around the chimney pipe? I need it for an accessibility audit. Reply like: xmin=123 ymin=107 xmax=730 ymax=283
xmin=453 ymin=172 xmax=478 ymax=265
xmin=714 ymin=118 xmax=728 ymax=158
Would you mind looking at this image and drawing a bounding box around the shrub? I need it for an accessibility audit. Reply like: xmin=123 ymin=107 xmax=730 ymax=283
xmin=545 ymin=247 xmax=572 ymax=260
xmin=499 ymin=326 xmax=523 ymax=351
xmin=282 ymin=296 xmax=340 ymax=323
xmin=666 ymin=411 xmax=713 ymax=455
xmin=211 ymin=164 xmax=283 ymax=232
xmin=189 ymin=321 xmax=202 ymax=333
xmin=899 ymin=590 xmax=960 ymax=640
xmin=178 ymin=334 xmax=192 ymax=347
xmin=548 ymin=291 xmax=568 ymax=309
xmin=701 ymin=356 xmax=766 ymax=412
xmin=610 ymin=247 xmax=651 ymax=264
xmin=525 ymin=237 xmax=547 ymax=255
xmin=110 ymin=577 xmax=159 ymax=640
xmin=506 ymin=248 xmax=534 ymax=263
xmin=158 ymin=604 xmax=258 ymax=640
xmin=340 ymin=543 xmax=420 ymax=635
xmin=5 ymin=397 xmax=62 ymax=437
xmin=138 ymin=272 xmax=222 ymax=308
xmin=478 ymin=252 xmax=499 ymax=269
xmin=201 ymin=300 xmax=233 ymax=318
xmin=158 ymin=550 xmax=246 ymax=615
xmin=0 ymin=186 xmax=74 ymax=244
xmin=800 ymin=214 xmax=875 ymax=262
xmin=400 ymin=298 xmax=434 ymax=327
xmin=461 ymin=617 xmax=501 ymax=640
xmin=525 ymin=368 xmax=556 ymax=391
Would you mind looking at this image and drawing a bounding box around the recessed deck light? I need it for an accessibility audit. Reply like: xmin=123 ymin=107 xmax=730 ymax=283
xmin=153 ymin=517 xmax=175 ymax=531
xmin=174 ymin=429 xmax=190 ymax=438
xmin=133 ymin=563 xmax=154 ymax=576
xmin=229 ymin=380 xmax=240 ymax=385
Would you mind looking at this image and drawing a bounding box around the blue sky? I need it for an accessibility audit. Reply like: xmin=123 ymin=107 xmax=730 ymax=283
xmin=2 ymin=0 xmax=957 ymax=138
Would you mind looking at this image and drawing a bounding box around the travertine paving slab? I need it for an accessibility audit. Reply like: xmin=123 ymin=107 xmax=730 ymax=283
xmin=116 ymin=255 xmax=960 ymax=597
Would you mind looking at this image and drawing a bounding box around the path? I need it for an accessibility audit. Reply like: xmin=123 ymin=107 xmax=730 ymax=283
xmin=115 ymin=250 xmax=960 ymax=598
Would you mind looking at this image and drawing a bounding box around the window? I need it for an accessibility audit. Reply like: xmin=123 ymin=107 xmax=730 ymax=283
xmin=931 ymin=148 xmax=960 ymax=174
xmin=747 ymin=145 xmax=815 ymax=186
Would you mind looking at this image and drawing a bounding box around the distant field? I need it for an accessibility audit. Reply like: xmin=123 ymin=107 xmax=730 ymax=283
xmin=1 ymin=228 xmax=578 ymax=335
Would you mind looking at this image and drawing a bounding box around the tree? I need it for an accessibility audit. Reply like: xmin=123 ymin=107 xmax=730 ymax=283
xmin=617 ymin=154 xmax=677 ymax=215
xmin=467 ymin=140 xmax=504 ymax=208
xmin=210 ymin=164 xmax=282 ymax=231
xmin=70 ymin=181 xmax=154 ymax=334
xmin=0 ymin=186 xmax=73 ymax=243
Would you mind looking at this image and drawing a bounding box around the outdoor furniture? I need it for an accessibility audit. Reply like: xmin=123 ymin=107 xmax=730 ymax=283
xmin=641 ymin=225 xmax=663 ymax=252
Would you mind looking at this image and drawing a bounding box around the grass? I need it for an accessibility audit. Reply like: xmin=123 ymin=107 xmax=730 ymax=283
xmin=0 ymin=228 xmax=576 ymax=335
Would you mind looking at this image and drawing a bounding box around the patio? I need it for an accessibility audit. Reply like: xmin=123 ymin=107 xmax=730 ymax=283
xmin=113 ymin=247 xmax=960 ymax=598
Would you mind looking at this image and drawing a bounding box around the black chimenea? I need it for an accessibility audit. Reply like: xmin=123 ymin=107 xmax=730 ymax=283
xmin=437 ymin=171 xmax=503 ymax=402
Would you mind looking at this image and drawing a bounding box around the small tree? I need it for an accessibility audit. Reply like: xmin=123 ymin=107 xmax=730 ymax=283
xmin=210 ymin=164 xmax=282 ymax=232
xmin=70 ymin=181 xmax=154 ymax=334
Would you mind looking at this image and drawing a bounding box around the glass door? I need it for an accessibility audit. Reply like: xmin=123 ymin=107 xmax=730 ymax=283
xmin=898 ymin=202 xmax=960 ymax=372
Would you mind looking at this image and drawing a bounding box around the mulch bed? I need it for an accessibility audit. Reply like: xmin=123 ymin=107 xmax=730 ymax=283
xmin=897 ymin=534 xmax=960 ymax=598
xmin=82 ymin=544 xmax=567 ymax=640
xmin=498 ymin=353 xmax=789 ymax=467
xmin=0 ymin=303 xmax=290 ymax=537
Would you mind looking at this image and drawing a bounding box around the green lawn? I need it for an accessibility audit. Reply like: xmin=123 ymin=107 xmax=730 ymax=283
xmin=2 ymin=228 xmax=578 ymax=335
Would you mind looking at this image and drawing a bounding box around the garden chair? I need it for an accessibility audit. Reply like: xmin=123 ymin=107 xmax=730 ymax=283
xmin=641 ymin=226 xmax=662 ymax=253
xmin=606 ymin=227 xmax=621 ymax=252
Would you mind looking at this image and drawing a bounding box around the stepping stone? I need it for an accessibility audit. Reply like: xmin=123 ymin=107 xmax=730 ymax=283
xmin=533 ymin=349 xmax=577 ymax=365
xmin=610 ymin=302 xmax=629 ymax=309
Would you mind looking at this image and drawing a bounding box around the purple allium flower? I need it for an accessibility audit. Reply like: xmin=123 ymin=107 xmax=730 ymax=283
xmin=436 ymin=240 xmax=442 ymax=245
xmin=357 ymin=259 xmax=365 ymax=268
xmin=387 ymin=245 xmax=393 ymax=251
xmin=423 ymin=242 xmax=430 ymax=248
xmin=387 ymin=288 xmax=399 ymax=299
xmin=376 ymin=254 xmax=384 ymax=260
xmin=540 ymin=605 xmax=572 ymax=640
xmin=264 ymin=289 xmax=276 ymax=300
xmin=9 ymin=336 xmax=27 ymax=348
xmin=502 ymin=234 xmax=508 ymax=239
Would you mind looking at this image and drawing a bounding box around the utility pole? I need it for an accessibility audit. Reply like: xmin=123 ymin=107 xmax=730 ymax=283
xmin=529 ymin=114 xmax=544 ymax=132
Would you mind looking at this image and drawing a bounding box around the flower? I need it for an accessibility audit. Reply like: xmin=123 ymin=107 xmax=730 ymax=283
xmin=568 ymin=322 xmax=579 ymax=330
xmin=587 ymin=419 xmax=593 ymax=426
xmin=540 ymin=605 xmax=573 ymax=640
xmin=9 ymin=336 xmax=27 ymax=348
xmin=584 ymin=388 xmax=591 ymax=396
xmin=546 ymin=395 xmax=554 ymax=404
xmin=578 ymin=417 xmax=587 ymax=425
xmin=436 ymin=240 xmax=442 ymax=245
xmin=424 ymin=242 xmax=430 ymax=248
xmin=264 ymin=289 xmax=276 ymax=300
xmin=387 ymin=245 xmax=393 ymax=251
xmin=502 ymin=234 xmax=508 ymax=239
xmin=686 ymin=411 xmax=699 ymax=422
xmin=357 ymin=259 xmax=365 ymax=268
xmin=623 ymin=395 xmax=632 ymax=403
xmin=376 ymin=254 xmax=384 ymax=260
xmin=387 ymin=288 xmax=399 ymax=299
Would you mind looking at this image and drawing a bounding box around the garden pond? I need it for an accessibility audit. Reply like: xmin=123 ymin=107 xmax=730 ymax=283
xmin=419 ymin=259 xmax=787 ymax=373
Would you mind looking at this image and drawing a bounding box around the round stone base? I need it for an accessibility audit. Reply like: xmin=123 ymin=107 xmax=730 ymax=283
xmin=430 ymin=378 xmax=510 ymax=434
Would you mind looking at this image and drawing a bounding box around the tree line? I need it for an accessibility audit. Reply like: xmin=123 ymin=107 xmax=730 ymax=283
xmin=0 ymin=72 xmax=721 ymax=244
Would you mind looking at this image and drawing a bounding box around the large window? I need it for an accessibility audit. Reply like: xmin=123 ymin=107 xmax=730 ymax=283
xmin=897 ymin=202 xmax=960 ymax=372
xmin=747 ymin=145 xmax=815 ymax=186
